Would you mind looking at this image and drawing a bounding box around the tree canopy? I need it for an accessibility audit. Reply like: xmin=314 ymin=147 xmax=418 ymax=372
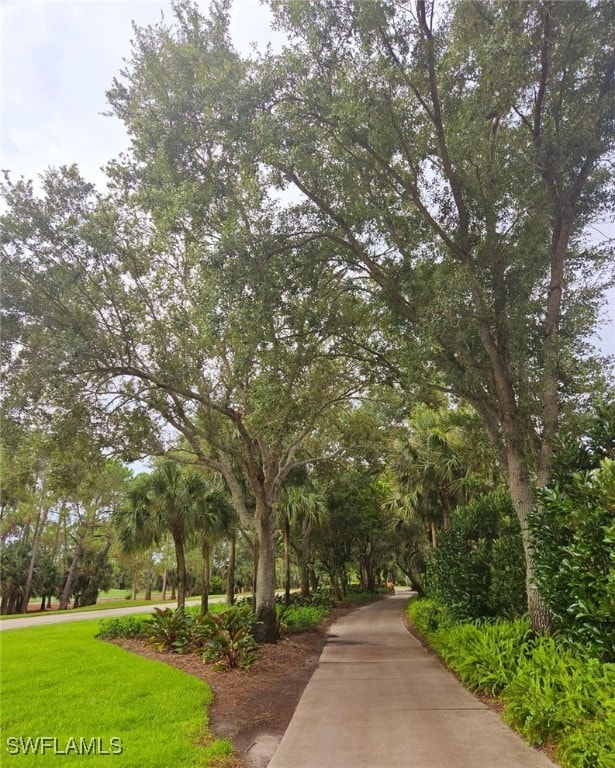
xmin=2 ymin=0 xmax=614 ymax=633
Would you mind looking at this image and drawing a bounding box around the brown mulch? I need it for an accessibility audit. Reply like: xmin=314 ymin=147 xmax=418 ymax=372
xmin=111 ymin=605 xmax=358 ymax=768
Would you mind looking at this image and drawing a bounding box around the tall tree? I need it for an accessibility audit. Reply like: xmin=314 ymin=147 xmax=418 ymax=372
xmin=2 ymin=6 xmax=366 ymax=640
xmin=194 ymin=482 xmax=235 ymax=615
xmin=115 ymin=461 xmax=210 ymax=608
xmin=261 ymin=0 xmax=615 ymax=628
xmin=277 ymin=471 xmax=327 ymax=603
xmin=58 ymin=460 xmax=129 ymax=610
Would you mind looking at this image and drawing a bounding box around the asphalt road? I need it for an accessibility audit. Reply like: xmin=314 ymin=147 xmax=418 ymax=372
xmin=0 ymin=596 xmax=221 ymax=631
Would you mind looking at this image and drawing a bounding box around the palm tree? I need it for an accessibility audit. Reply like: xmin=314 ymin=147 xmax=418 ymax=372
xmin=114 ymin=460 xmax=210 ymax=609
xmin=390 ymin=405 xmax=470 ymax=543
xmin=278 ymin=480 xmax=327 ymax=604
xmin=195 ymin=484 xmax=235 ymax=615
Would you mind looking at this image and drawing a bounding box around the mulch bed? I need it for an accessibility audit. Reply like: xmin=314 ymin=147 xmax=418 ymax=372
xmin=111 ymin=605 xmax=358 ymax=767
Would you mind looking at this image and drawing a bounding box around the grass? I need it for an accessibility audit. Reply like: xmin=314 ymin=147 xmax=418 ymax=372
xmin=0 ymin=619 xmax=234 ymax=766
xmin=98 ymin=589 xmax=134 ymax=599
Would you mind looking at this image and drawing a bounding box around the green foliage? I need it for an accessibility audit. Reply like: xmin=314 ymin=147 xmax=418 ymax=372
xmin=558 ymin=714 xmax=615 ymax=768
xmin=200 ymin=605 xmax=259 ymax=670
xmin=277 ymin=605 xmax=328 ymax=634
xmin=0 ymin=541 xmax=29 ymax=614
xmin=280 ymin=590 xmax=336 ymax=610
xmin=406 ymin=596 xmax=456 ymax=637
xmin=502 ymin=636 xmax=615 ymax=761
xmin=429 ymin=488 xmax=526 ymax=620
xmin=531 ymin=419 xmax=615 ymax=660
xmin=342 ymin=589 xmax=386 ymax=604
xmin=550 ymin=400 xmax=615 ymax=483
xmin=71 ymin=545 xmax=114 ymax=607
xmin=408 ymin=598 xmax=615 ymax=765
xmin=146 ymin=607 xmax=195 ymax=653
xmin=96 ymin=614 xmax=150 ymax=639
xmin=434 ymin=618 xmax=532 ymax=695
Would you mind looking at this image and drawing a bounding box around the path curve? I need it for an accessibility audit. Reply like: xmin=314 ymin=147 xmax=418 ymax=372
xmin=266 ymin=589 xmax=556 ymax=768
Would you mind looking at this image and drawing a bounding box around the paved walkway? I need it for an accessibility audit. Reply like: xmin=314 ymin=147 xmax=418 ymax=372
xmin=267 ymin=590 xmax=556 ymax=768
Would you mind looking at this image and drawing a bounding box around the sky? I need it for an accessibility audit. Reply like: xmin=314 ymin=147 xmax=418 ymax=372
xmin=1 ymin=0 xmax=283 ymax=186
xmin=1 ymin=0 xmax=613 ymax=355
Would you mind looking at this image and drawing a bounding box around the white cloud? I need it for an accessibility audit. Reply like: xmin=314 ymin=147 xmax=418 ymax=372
xmin=1 ymin=0 xmax=280 ymax=184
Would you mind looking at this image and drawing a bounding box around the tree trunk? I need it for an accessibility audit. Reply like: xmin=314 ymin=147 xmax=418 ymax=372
xmin=440 ymin=487 xmax=452 ymax=530
xmin=172 ymin=533 xmax=187 ymax=609
xmin=254 ymin=506 xmax=278 ymax=643
xmin=21 ymin=506 xmax=49 ymax=613
xmin=131 ymin=568 xmax=139 ymax=600
xmin=504 ymin=442 xmax=552 ymax=632
xmin=226 ymin=532 xmax=236 ymax=606
xmin=144 ymin=557 xmax=153 ymax=601
xmin=200 ymin=538 xmax=211 ymax=616
xmin=59 ymin=535 xmax=85 ymax=610
xmin=162 ymin=568 xmax=168 ymax=600
xmin=283 ymin=514 xmax=292 ymax=607
xmin=251 ymin=534 xmax=259 ymax=614
xmin=299 ymin=554 xmax=310 ymax=598
xmin=429 ymin=523 xmax=437 ymax=548
xmin=309 ymin=566 xmax=319 ymax=593
xmin=366 ymin=557 xmax=376 ymax=593
xmin=330 ymin=572 xmax=342 ymax=601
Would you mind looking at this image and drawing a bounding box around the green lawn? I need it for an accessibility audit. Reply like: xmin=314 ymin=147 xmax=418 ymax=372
xmin=0 ymin=620 xmax=233 ymax=766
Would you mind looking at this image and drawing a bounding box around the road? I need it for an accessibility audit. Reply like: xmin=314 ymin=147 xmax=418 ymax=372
xmin=0 ymin=596 xmax=224 ymax=631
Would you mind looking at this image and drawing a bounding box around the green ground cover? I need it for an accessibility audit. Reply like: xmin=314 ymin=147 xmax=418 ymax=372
xmin=407 ymin=597 xmax=615 ymax=768
xmin=0 ymin=619 xmax=233 ymax=766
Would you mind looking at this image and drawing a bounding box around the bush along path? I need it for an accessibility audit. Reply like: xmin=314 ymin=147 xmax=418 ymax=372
xmin=407 ymin=597 xmax=615 ymax=768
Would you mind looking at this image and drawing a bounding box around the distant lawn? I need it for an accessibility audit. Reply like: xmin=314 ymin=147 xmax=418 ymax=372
xmin=98 ymin=589 xmax=134 ymax=599
xmin=0 ymin=620 xmax=233 ymax=766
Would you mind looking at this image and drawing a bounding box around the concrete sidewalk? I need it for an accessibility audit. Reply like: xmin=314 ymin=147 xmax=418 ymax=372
xmin=267 ymin=589 xmax=556 ymax=768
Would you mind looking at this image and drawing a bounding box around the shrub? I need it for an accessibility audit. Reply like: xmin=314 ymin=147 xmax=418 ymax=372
xmin=530 ymin=458 xmax=615 ymax=661
xmin=343 ymin=589 xmax=383 ymax=604
xmin=558 ymin=707 xmax=615 ymax=768
xmin=146 ymin=607 xmax=194 ymax=653
xmin=434 ymin=618 xmax=531 ymax=694
xmin=96 ymin=615 xmax=150 ymax=639
xmin=409 ymin=596 xmax=615 ymax=767
xmin=275 ymin=590 xmax=336 ymax=610
xmin=311 ymin=588 xmax=336 ymax=609
xmin=502 ymin=637 xmax=615 ymax=750
xmin=278 ymin=605 xmax=327 ymax=634
xmin=407 ymin=597 xmax=456 ymax=638
xmin=429 ymin=488 xmax=526 ymax=620
xmin=200 ymin=605 xmax=259 ymax=670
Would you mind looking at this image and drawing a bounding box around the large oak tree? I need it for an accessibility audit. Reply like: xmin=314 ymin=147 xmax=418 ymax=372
xmin=259 ymin=0 xmax=615 ymax=628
